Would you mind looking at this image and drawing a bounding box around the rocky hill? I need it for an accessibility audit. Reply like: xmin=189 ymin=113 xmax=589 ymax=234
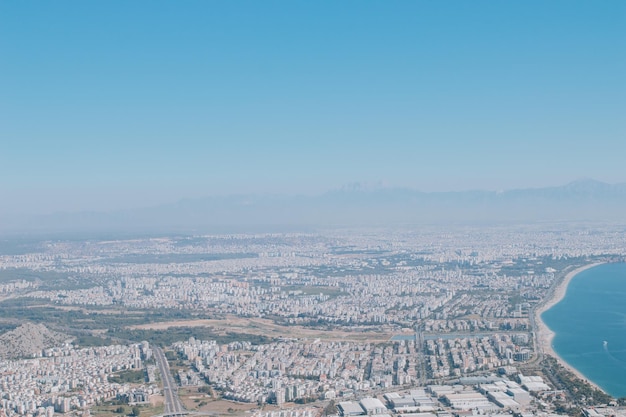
xmin=0 ymin=323 xmax=70 ymax=359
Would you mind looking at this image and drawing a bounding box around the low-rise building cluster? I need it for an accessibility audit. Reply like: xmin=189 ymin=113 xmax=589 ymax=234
xmin=0 ymin=343 xmax=155 ymax=417
xmin=425 ymin=334 xmax=531 ymax=379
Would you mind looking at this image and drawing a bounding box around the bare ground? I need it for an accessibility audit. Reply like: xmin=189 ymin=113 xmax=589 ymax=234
xmin=128 ymin=316 xmax=392 ymax=342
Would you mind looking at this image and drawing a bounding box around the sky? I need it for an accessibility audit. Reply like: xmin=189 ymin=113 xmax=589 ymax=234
xmin=1 ymin=1 xmax=625 ymax=215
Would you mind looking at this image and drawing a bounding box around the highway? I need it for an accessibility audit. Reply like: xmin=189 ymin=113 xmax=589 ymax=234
xmin=154 ymin=346 xmax=186 ymax=417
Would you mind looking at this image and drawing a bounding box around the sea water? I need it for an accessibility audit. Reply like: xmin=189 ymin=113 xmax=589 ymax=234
xmin=542 ymin=263 xmax=626 ymax=397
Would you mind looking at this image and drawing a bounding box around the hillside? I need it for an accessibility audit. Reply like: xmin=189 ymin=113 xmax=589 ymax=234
xmin=0 ymin=323 xmax=70 ymax=359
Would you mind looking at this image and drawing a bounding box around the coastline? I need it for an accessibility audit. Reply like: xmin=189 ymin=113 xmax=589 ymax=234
xmin=535 ymin=262 xmax=607 ymax=392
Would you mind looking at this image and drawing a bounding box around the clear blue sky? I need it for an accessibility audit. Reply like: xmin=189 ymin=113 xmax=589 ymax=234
xmin=1 ymin=1 xmax=625 ymax=215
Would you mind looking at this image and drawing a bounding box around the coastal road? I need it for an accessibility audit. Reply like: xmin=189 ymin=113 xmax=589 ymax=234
xmin=154 ymin=346 xmax=186 ymax=417
xmin=526 ymin=265 xmax=579 ymax=369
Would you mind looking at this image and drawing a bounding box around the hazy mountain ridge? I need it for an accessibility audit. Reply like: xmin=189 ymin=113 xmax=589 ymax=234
xmin=4 ymin=180 xmax=626 ymax=234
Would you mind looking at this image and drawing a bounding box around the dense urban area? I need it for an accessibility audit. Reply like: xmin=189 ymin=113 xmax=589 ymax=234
xmin=1 ymin=224 xmax=626 ymax=417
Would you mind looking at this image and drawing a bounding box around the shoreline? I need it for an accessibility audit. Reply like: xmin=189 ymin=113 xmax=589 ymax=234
xmin=535 ymin=262 xmax=607 ymax=393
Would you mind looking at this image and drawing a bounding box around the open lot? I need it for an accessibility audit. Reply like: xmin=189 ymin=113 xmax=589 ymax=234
xmin=129 ymin=315 xmax=392 ymax=342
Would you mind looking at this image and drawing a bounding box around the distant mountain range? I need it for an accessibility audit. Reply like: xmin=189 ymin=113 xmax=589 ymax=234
xmin=3 ymin=179 xmax=626 ymax=235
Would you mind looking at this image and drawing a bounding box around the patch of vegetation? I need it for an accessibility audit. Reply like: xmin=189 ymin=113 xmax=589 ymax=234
xmin=294 ymin=397 xmax=317 ymax=404
xmin=541 ymin=356 xmax=612 ymax=405
xmin=0 ymin=301 xmax=217 ymax=332
xmin=323 ymin=400 xmax=337 ymax=416
xmin=0 ymin=322 xmax=19 ymax=335
xmin=109 ymin=369 xmax=145 ymax=384
xmin=92 ymin=401 xmax=163 ymax=417
xmin=0 ymin=268 xmax=96 ymax=290
xmin=108 ymin=253 xmax=258 ymax=264
xmin=108 ymin=327 xmax=273 ymax=346
xmin=72 ymin=334 xmax=115 ymax=347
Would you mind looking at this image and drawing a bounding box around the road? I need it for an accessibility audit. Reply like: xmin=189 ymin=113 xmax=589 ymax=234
xmin=415 ymin=324 xmax=427 ymax=386
xmin=154 ymin=346 xmax=186 ymax=417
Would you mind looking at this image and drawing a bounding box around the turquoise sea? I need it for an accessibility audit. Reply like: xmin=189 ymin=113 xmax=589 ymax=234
xmin=542 ymin=263 xmax=626 ymax=398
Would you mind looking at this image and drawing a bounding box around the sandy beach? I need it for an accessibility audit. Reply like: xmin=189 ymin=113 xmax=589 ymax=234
xmin=535 ymin=262 xmax=606 ymax=391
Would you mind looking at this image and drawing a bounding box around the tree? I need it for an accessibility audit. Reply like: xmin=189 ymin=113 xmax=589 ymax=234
xmin=324 ymin=400 xmax=337 ymax=416
xmin=131 ymin=406 xmax=141 ymax=417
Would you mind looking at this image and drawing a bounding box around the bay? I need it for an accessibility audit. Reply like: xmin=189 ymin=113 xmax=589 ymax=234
xmin=542 ymin=263 xmax=626 ymax=398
